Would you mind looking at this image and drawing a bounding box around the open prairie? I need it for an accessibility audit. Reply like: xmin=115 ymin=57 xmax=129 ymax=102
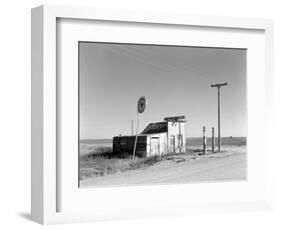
xmin=79 ymin=137 xmax=246 ymax=187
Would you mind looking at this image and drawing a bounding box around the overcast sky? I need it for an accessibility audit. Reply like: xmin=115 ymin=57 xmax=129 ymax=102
xmin=79 ymin=42 xmax=246 ymax=139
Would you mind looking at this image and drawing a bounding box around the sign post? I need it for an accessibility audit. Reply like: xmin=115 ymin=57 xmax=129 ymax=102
xmin=132 ymin=96 xmax=146 ymax=160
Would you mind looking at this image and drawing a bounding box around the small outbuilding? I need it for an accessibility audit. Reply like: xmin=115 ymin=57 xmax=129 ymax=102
xmin=113 ymin=116 xmax=186 ymax=157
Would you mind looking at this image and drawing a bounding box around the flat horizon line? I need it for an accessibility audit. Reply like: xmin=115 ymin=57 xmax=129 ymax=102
xmin=80 ymin=136 xmax=247 ymax=141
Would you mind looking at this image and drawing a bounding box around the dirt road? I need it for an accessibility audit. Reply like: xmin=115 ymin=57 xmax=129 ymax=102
xmin=80 ymin=147 xmax=246 ymax=187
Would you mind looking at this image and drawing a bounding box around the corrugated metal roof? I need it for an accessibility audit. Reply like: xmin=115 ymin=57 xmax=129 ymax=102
xmin=141 ymin=122 xmax=167 ymax=134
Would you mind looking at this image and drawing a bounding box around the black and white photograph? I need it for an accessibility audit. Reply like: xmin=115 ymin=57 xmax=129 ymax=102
xmin=79 ymin=42 xmax=247 ymax=188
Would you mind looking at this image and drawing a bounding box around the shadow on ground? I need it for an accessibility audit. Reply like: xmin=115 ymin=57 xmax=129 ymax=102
xmin=18 ymin=212 xmax=32 ymax=221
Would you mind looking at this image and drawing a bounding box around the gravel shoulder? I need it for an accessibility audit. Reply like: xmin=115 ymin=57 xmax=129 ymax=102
xmin=80 ymin=146 xmax=246 ymax=187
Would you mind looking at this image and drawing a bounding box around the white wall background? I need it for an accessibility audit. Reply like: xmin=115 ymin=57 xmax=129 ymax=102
xmin=0 ymin=0 xmax=280 ymax=229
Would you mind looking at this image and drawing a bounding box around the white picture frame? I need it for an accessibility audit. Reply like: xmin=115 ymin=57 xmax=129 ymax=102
xmin=31 ymin=5 xmax=274 ymax=225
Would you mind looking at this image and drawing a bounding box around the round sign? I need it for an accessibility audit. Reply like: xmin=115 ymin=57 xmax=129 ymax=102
xmin=137 ymin=96 xmax=146 ymax=113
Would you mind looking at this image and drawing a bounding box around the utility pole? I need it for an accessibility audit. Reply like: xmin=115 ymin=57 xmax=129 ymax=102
xmin=131 ymin=120 xmax=134 ymax=136
xmin=211 ymin=82 xmax=228 ymax=152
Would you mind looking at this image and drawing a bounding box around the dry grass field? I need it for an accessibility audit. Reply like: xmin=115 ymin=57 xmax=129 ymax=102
xmin=79 ymin=137 xmax=246 ymax=187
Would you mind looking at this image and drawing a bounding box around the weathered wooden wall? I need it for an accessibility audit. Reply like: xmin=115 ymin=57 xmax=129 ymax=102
xmin=146 ymin=133 xmax=167 ymax=157
xmin=113 ymin=135 xmax=147 ymax=157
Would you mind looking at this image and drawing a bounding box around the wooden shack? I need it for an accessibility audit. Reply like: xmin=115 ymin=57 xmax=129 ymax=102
xmin=113 ymin=116 xmax=186 ymax=157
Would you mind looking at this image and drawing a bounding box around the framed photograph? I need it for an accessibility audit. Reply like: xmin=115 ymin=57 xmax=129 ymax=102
xmin=31 ymin=5 xmax=274 ymax=225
